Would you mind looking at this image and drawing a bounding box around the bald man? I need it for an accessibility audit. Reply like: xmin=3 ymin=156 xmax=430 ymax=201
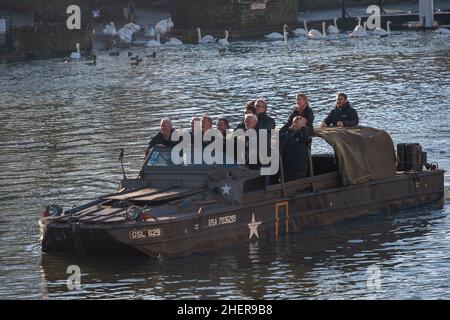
xmin=145 ymin=118 xmax=176 ymax=157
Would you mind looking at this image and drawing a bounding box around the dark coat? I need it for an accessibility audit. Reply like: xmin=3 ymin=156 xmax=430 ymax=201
xmin=257 ymin=112 xmax=275 ymax=130
xmin=280 ymin=127 xmax=310 ymax=181
xmin=145 ymin=129 xmax=177 ymax=156
xmin=323 ymin=102 xmax=359 ymax=127
xmin=243 ymin=127 xmax=261 ymax=170
xmin=280 ymin=106 xmax=314 ymax=136
xmin=234 ymin=121 xmax=246 ymax=131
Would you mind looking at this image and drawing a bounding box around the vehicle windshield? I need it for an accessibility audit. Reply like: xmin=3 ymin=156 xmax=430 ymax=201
xmin=146 ymin=147 xmax=239 ymax=168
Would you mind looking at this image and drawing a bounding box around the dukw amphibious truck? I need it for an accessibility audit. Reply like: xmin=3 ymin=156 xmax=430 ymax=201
xmin=39 ymin=127 xmax=444 ymax=257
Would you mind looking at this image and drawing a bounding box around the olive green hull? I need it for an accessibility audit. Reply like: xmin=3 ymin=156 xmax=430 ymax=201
xmin=40 ymin=170 xmax=444 ymax=258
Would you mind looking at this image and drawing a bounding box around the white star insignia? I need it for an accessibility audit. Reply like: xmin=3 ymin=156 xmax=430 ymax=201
xmin=248 ymin=212 xmax=262 ymax=240
xmin=221 ymin=183 xmax=231 ymax=195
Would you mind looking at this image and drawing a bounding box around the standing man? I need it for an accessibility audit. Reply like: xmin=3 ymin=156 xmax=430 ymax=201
xmin=320 ymin=93 xmax=359 ymax=128
xmin=254 ymin=99 xmax=275 ymax=130
xmin=216 ymin=117 xmax=230 ymax=136
xmin=145 ymin=118 xmax=176 ymax=157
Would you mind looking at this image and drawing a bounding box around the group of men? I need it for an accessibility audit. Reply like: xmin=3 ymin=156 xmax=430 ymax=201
xmin=144 ymin=93 xmax=359 ymax=182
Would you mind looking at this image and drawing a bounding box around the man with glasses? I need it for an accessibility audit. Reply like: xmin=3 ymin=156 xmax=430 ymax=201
xmin=254 ymin=98 xmax=275 ymax=130
xmin=320 ymin=93 xmax=359 ymax=128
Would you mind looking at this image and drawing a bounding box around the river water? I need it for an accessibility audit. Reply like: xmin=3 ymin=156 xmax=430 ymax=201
xmin=0 ymin=31 xmax=449 ymax=299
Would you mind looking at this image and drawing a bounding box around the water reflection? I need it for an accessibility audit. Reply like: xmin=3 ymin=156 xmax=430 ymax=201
xmin=36 ymin=203 xmax=446 ymax=299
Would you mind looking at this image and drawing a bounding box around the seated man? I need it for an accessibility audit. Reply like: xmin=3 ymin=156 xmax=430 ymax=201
xmin=190 ymin=117 xmax=201 ymax=132
xmin=216 ymin=117 xmax=230 ymax=137
xmin=189 ymin=117 xmax=201 ymax=144
xmin=244 ymin=113 xmax=258 ymax=131
xmin=280 ymin=116 xmax=310 ymax=182
xmin=201 ymin=115 xmax=214 ymax=148
xmin=201 ymin=115 xmax=213 ymax=134
xmin=144 ymin=118 xmax=176 ymax=157
xmin=320 ymin=93 xmax=359 ymax=128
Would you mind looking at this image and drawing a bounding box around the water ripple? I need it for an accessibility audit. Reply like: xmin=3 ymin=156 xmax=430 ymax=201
xmin=0 ymin=31 xmax=449 ymax=299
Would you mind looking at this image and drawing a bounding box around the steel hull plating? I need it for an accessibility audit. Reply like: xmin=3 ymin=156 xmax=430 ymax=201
xmin=40 ymin=170 xmax=444 ymax=258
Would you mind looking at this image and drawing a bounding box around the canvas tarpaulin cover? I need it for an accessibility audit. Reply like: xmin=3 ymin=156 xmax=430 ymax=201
xmin=314 ymin=127 xmax=397 ymax=186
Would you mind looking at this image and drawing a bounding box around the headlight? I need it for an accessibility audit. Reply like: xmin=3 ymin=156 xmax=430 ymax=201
xmin=48 ymin=204 xmax=63 ymax=217
xmin=126 ymin=205 xmax=143 ymax=222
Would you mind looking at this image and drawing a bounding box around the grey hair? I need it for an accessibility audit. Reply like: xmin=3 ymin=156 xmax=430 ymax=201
xmin=160 ymin=118 xmax=172 ymax=126
xmin=244 ymin=113 xmax=258 ymax=122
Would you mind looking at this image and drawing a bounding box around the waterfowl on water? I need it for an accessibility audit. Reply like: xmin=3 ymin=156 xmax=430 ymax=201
xmin=327 ymin=18 xmax=339 ymax=34
xmin=70 ymin=43 xmax=81 ymax=60
xmin=265 ymin=24 xmax=287 ymax=40
xmin=372 ymin=21 xmax=392 ymax=36
xmin=165 ymin=37 xmax=183 ymax=46
xmin=308 ymin=22 xmax=326 ymax=39
xmin=197 ymin=27 xmax=216 ymax=44
xmin=292 ymin=21 xmax=308 ymax=37
xmin=271 ymin=31 xmax=289 ymax=46
xmin=218 ymin=30 xmax=230 ymax=46
xmin=146 ymin=33 xmax=161 ymax=47
xmin=435 ymin=27 xmax=450 ymax=34
xmin=349 ymin=18 xmax=367 ymax=38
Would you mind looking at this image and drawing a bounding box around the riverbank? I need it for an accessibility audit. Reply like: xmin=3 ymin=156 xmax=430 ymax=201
xmin=2 ymin=0 xmax=450 ymax=62
xmin=299 ymin=0 xmax=450 ymax=21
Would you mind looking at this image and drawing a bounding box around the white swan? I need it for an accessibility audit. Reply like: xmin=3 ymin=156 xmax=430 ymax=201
xmin=218 ymin=30 xmax=230 ymax=46
xmin=372 ymin=21 xmax=391 ymax=36
xmin=167 ymin=17 xmax=174 ymax=32
xmin=327 ymin=17 xmax=339 ymax=34
xmin=265 ymin=24 xmax=287 ymax=40
xmin=155 ymin=19 xmax=168 ymax=34
xmin=103 ymin=22 xmax=116 ymax=36
xmin=308 ymin=22 xmax=326 ymax=39
xmin=144 ymin=25 xmax=156 ymax=38
xmin=165 ymin=37 xmax=183 ymax=46
xmin=117 ymin=23 xmax=140 ymax=43
xmin=271 ymin=31 xmax=289 ymax=46
xmin=123 ymin=22 xmax=141 ymax=33
xmin=146 ymin=33 xmax=161 ymax=47
xmin=117 ymin=28 xmax=133 ymax=43
xmin=292 ymin=20 xmax=308 ymax=37
xmin=70 ymin=43 xmax=81 ymax=60
xmin=197 ymin=27 xmax=216 ymax=44
xmin=435 ymin=27 xmax=450 ymax=34
xmin=156 ymin=17 xmax=174 ymax=35
xmin=349 ymin=18 xmax=367 ymax=38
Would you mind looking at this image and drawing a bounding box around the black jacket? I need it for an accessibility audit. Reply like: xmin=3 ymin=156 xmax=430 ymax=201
xmin=280 ymin=127 xmax=310 ymax=181
xmin=323 ymin=102 xmax=359 ymax=127
xmin=234 ymin=121 xmax=246 ymax=131
xmin=145 ymin=129 xmax=177 ymax=156
xmin=257 ymin=112 xmax=275 ymax=130
xmin=280 ymin=106 xmax=314 ymax=136
xmin=243 ymin=127 xmax=261 ymax=170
